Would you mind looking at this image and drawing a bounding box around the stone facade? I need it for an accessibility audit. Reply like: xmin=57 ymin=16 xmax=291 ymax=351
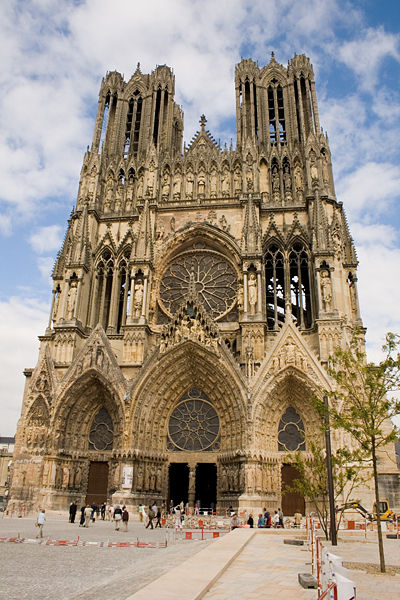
xmin=9 ymin=54 xmax=398 ymax=515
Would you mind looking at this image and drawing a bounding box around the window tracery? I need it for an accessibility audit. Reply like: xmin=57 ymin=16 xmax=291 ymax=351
xmin=168 ymin=388 xmax=220 ymax=451
xmin=278 ymin=406 xmax=305 ymax=451
xmin=159 ymin=249 xmax=237 ymax=320
xmin=89 ymin=407 xmax=114 ymax=451
xmin=265 ymin=240 xmax=313 ymax=330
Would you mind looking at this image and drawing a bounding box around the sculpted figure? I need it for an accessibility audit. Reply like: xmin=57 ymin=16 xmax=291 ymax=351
xmin=234 ymin=166 xmax=242 ymax=194
xmin=161 ymin=171 xmax=170 ymax=199
xmin=66 ymin=280 xmax=78 ymax=319
xmin=210 ymin=168 xmax=217 ymax=197
xmin=221 ymin=166 xmax=230 ymax=196
xmin=137 ymin=172 xmax=144 ymax=198
xmin=133 ymin=279 xmax=144 ymax=318
xmin=248 ymin=272 xmax=257 ymax=314
xmin=272 ymin=165 xmax=280 ymax=193
xmin=197 ymin=171 xmax=206 ymax=197
xmin=173 ymin=172 xmax=181 ymax=199
xmin=283 ymin=165 xmax=292 ymax=197
xmin=52 ymin=287 xmax=61 ymax=323
xmin=186 ymin=169 xmax=194 ymax=198
xmin=320 ymin=269 xmax=332 ymax=312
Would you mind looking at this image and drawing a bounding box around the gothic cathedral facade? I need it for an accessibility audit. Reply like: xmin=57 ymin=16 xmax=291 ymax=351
xmin=9 ymin=54 xmax=398 ymax=514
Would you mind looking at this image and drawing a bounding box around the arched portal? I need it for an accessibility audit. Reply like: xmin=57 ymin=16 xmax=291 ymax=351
xmin=253 ymin=367 xmax=323 ymax=515
xmin=43 ymin=371 xmax=124 ymax=509
xmin=128 ymin=341 xmax=247 ymax=512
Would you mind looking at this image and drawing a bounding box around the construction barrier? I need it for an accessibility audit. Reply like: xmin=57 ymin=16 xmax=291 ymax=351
xmin=307 ymin=517 xmax=356 ymax=600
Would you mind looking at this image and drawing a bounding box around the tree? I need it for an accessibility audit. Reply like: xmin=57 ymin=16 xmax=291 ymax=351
xmin=316 ymin=330 xmax=400 ymax=573
xmin=286 ymin=439 xmax=367 ymax=540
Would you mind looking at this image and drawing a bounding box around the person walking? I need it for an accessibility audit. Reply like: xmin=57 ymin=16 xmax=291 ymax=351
xmin=69 ymin=501 xmax=77 ymax=523
xmin=79 ymin=505 xmax=85 ymax=526
xmin=174 ymin=505 xmax=182 ymax=530
xmin=36 ymin=508 xmax=46 ymax=538
xmin=155 ymin=505 xmax=162 ymax=528
xmin=278 ymin=507 xmax=284 ymax=528
xmin=273 ymin=510 xmax=280 ymax=528
xmin=84 ymin=505 xmax=92 ymax=527
xmin=122 ymin=506 xmax=129 ymax=532
xmin=114 ymin=505 xmax=122 ymax=530
xmin=146 ymin=505 xmax=155 ymax=529
xmin=101 ymin=503 xmax=106 ymax=520
xmin=247 ymin=514 xmax=254 ymax=528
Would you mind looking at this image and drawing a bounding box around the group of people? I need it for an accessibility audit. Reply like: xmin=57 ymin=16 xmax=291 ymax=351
xmin=138 ymin=502 xmax=162 ymax=529
xmin=231 ymin=508 xmax=294 ymax=529
xmin=66 ymin=502 xmax=130 ymax=530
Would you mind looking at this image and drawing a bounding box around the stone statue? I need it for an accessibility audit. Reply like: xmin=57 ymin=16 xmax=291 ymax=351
xmin=197 ymin=171 xmax=206 ymax=197
xmin=210 ymin=169 xmax=217 ymax=197
xmin=62 ymin=466 xmax=70 ymax=489
xmin=52 ymin=287 xmax=61 ymax=323
xmin=161 ymin=171 xmax=170 ymax=199
xmin=320 ymin=269 xmax=332 ymax=312
xmin=237 ymin=285 xmax=244 ymax=312
xmin=186 ymin=169 xmax=194 ymax=198
xmin=272 ymin=165 xmax=280 ymax=195
xmin=221 ymin=167 xmax=230 ymax=196
xmin=173 ymin=172 xmax=181 ymax=199
xmin=248 ymin=272 xmax=257 ymax=314
xmin=234 ymin=166 xmax=242 ymax=194
xmin=137 ymin=172 xmax=144 ymax=198
xmin=146 ymin=163 xmax=155 ymax=196
xmin=66 ymin=280 xmax=78 ymax=319
xmin=133 ymin=279 xmax=144 ymax=318
xmin=283 ymin=165 xmax=292 ymax=196
xmin=322 ymin=151 xmax=330 ymax=184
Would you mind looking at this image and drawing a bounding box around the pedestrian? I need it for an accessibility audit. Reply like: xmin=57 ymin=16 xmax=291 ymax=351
xmin=230 ymin=513 xmax=240 ymax=529
xmin=278 ymin=507 xmax=284 ymax=528
xmin=107 ymin=505 xmax=113 ymax=521
xmin=84 ymin=504 xmax=92 ymax=527
xmin=91 ymin=503 xmax=97 ymax=522
xmin=151 ymin=501 xmax=158 ymax=517
xmin=36 ymin=508 xmax=46 ymax=538
xmin=173 ymin=505 xmax=182 ymax=530
xmin=294 ymin=510 xmax=302 ymax=528
xmin=114 ymin=505 xmax=122 ymax=530
xmin=79 ymin=505 xmax=85 ymax=526
xmin=155 ymin=505 xmax=162 ymax=528
xmin=247 ymin=514 xmax=254 ymax=528
xmin=194 ymin=503 xmax=199 ymax=515
xmin=122 ymin=506 xmax=129 ymax=532
xmin=69 ymin=501 xmax=77 ymax=523
xmin=138 ymin=504 xmax=144 ymax=522
xmin=257 ymin=513 xmax=265 ymax=528
xmin=146 ymin=505 xmax=155 ymax=529
xmin=101 ymin=503 xmax=106 ymax=520
xmin=273 ymin=510 xmax=280 ymax=528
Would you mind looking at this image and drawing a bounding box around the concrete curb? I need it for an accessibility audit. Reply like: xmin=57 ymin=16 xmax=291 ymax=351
xmin=124 ymin=529 xmax=255 ymax=600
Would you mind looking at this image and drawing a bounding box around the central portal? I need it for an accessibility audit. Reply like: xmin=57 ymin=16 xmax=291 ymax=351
xmin=169 ymin=463 xmax=189 ymax=506
xmin=195 ymin=463 xmax=217 ymax=510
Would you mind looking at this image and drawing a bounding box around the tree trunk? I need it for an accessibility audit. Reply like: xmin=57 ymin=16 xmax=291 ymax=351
xmin=372 ymin=440 xmax=386 ymax=573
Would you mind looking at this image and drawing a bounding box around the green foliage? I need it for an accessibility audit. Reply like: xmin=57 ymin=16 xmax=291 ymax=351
xmin=287 ymin=439 xmax=367 ymax=540
xmin=315 ymin=329 xmax=400 ymax=453
xmin=313 ymin=329 xmax=400 ymax=571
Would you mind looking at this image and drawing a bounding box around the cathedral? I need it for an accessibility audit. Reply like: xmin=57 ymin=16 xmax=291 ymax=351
xmin=9 ymin=53 xmax=399 ymax=515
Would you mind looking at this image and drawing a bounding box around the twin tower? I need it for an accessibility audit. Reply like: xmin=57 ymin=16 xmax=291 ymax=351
xmin=11 ymin=53 xmax=396 ymax=516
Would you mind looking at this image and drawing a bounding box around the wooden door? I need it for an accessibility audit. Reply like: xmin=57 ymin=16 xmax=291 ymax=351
xmin=281 ymin=464 xmax=305 ymax=516
xmin=86 ymin=461 xmax=109 ymax=506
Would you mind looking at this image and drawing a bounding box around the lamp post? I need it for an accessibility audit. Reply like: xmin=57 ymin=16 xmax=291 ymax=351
xmin=324 ymin=395 xmax=337 ymax=546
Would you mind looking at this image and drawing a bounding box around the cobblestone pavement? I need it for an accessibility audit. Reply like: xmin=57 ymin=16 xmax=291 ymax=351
xmin=0 ymin=515 xmax=215 ymax=600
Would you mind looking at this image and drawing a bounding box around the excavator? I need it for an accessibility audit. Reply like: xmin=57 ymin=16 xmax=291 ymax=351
xmin=336 ymin=500 xmax=395 ymax=521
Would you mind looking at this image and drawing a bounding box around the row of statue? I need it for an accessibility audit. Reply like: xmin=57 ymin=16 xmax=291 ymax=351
xmin=79 ymin=150 xmax=331 ymax=211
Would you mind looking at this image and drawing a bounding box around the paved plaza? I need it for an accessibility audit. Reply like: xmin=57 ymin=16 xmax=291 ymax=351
xmin=1 ymin=514 xmax=400 ymax=599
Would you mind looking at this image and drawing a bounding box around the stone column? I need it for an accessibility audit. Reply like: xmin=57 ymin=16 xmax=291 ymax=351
xmin=243 ymin=270 xmax=248 ymax=314
xmin=256 ymin=270 xmax=262 ymax=314
xmin=188 ymin=464 xmax=196 ymax=508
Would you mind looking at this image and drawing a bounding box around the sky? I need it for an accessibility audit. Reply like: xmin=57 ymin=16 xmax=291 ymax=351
xmin=1 ymin=0 xmax=400 ymax=436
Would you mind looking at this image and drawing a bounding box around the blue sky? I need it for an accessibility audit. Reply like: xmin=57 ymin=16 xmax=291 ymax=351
xmin=1 ymin=0 xmax=400 ymax=436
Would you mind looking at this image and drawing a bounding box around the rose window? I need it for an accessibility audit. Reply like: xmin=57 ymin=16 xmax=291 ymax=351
xmin=168 ymin=388 xmax=220 ymax=451
xmin=159 ymin=250 xmax=237 ymax=320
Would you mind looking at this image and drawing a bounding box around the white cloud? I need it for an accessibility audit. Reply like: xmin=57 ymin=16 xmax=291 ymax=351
xmin=338 ymin=27 xmax=400 ymax=91
xmin=29 ymin=225 xmax=63 ymax=254
xmin=337 ymin=162 xmax=400 ymax=220
xmin=0 ymin=296 xmax=49 ymax=436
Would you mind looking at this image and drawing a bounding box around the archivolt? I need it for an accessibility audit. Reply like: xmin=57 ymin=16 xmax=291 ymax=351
xmin=129 ymin=341 xmax=247 ymax=453
xmin=253 ymin=367 xmax=322 ymax=453
xmin=52 ymin=370 xmax=124 ymax=452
